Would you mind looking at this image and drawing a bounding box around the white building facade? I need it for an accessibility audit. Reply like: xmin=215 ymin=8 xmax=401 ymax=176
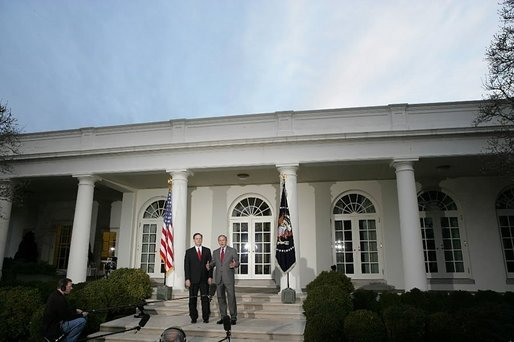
xmin=1 ymin=100 xmax=513 ymax=293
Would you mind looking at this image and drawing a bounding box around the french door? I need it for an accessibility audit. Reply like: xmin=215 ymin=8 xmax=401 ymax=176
xmin=333 ymin=215 xmax=382 ymax=279
xmin=232 ymin=218 xmax=273 ymax=279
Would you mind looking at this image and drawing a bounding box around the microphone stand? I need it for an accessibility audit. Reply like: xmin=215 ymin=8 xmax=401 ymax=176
xmin=217 ymin=316 xmax=232 ymax=342
xmin=218 ymin=331 xmax=231 ymax=342
xmin=78 ymin=313 xmax=150 ymax=341
xmin=78 ymin=324 xmax=142 ymax=341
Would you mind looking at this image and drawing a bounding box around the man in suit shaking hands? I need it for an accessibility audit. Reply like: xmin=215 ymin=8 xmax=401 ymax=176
xmin=184 ymin=232 xmax=213 ymax=324
xmin=207 ymin=234 xmax=240 ymax=325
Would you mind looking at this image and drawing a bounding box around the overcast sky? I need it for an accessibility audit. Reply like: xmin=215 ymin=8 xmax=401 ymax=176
xmin=0 ymin=0 xmax=500 ymax=133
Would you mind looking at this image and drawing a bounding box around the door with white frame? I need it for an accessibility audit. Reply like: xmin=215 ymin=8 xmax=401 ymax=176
xmin=332 ymin=192 xmax=383 ymax=279
xmin=230 ymin=196 xmax=274 ymax=280
xmin=496 ymin=187 xmax=514 ymax=278
xmin=417 ymin=190 xmax=471 ymax=278
xmin=138 ymin=199 xmax=167 ymax=279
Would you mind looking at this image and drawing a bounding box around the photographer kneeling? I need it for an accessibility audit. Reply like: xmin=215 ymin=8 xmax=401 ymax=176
xmin=43 ymin=278 xmax=88 ymax=342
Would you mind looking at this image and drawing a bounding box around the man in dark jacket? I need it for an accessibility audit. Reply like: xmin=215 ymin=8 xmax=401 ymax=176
xmin=184 ymin=232 xmax=213 ymax=324
xmin=43 ymin=278 xmax=88 ymax=342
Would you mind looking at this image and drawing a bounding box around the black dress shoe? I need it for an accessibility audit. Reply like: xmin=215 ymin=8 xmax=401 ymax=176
xmin=203 ymin=319 xmax=209 ymax=323
xmin=231 ymin=319 xmax=237 ymax=325
xmin=216 ymin=319 xmax=223 ymax=324
xmin=191 ymin=319 xmax=197 ymax=324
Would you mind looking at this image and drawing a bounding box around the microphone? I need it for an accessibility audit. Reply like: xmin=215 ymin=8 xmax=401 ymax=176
xmin=137 ymin=313 xmax=151 ymax=329
xmin=222 ymin=315 xmax=231 ymax=333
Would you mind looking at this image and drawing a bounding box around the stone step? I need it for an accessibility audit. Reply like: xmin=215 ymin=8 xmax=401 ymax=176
xmin=89 ymin=292 xmax=305 ymax=341
xmin=93 ymin=315 xmax=305 ymax=341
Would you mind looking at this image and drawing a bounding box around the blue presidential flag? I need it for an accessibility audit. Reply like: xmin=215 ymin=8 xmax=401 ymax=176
xmin=275 ymin=182 xmax=296 ymax=273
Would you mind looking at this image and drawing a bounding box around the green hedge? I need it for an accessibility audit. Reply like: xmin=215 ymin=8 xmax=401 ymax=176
xmin=0 ymin=286 xmax=43 ymax=341
xmin=344 ymin=309 xmax=386 ymax=342
xmin=382 ymin=304 xmax=426 ymax=342
xmin=304 ymin=275 xmax=514 ymax=342
xmin=0 ymin=268 xmax=152 ymax=341
xmin=303 ymin=271 xmax=354 ymax=342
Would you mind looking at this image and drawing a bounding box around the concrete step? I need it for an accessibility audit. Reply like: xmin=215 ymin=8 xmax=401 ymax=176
xmin=89 ymin=292 xmax=305 ymax=341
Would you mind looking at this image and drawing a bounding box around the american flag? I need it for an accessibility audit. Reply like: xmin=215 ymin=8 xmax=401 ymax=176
xmin=160 ymin=190 xmax=174 ymax=273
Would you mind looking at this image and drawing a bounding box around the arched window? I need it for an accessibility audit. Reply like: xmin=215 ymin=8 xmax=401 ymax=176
xmin=143 ymin=200 xmax=166 ymax=218
xmin=418 ymin=190 xmax=468 ymax=277
xmin=232 ymin=197 xmax=272 ymax=217
xmin=139 ymin=199 xmax=166 ymax=277
xmin=332 ymin=193 xmax=382 ymax=279
xmin=496 ymin=187 xmax=514 ymax=276
xmin=230 ymin=196 xmax=273 ymax=280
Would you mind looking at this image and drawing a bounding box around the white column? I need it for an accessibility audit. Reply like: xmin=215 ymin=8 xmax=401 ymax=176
xmin=276 ymin=164 xmax=302 ymax=294
xmin=166 ymin=170 xmax=190 ymax=289
xmin=0 ymin=180 xmax=13 ymax=279
xmin=391 ymin=159 xmax=427 ymax=291
xmin=67 ymin=175 xmax=98 ymax=283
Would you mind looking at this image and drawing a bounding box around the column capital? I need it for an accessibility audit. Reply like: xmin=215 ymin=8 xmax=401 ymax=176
xmin=276 ymin=164 xmax=299 ymax=176
xmin=166 ymin=169 xmax=192 ymax=181
xmin=390 ymin=158 xmax=419 ymax=171
xmin=72 ymin=174 xmax=100 ymax=185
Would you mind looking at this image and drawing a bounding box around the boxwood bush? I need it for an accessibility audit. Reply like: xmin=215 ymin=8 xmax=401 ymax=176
xmin=0 ymin=286 xmax=43 ymax=341
xmin=305 ymin=270 xmax=354 ymax=294
xmin=19 ymin=268 xmax=152 ymax=341
xmin=352 ymin=289 xmax=379 ymax=312
xmin=344 ymin=309 xmax=386 ymax=342
xmin=303 ymin=271 xmax=354 ymax=342
xmin=303 ymin=284 xmax=353 ymax=342
xmin=382 ymin=304 xmax=426 ymax=342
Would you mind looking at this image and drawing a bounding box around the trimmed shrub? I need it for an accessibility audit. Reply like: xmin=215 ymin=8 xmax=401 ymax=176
xmin=382 ymin=304 xmax=426 ymax=342
xmin=504 ymin=291 xmax=514 ymax=307
xmin=474 ymin=289 xmax=503 ymax=305
xmin=0 ymin=286 xmax=43 ymax=341
xmin=344 ymin=309 xmax=386 ymax=342
xmin=422 ymin=291 xmax=450 ymax=313
xmin=107 ymin=267 xmax=153 ymax=303
xmin=2 ymin=257 xmax=56 ymax=277
xmin=426 ymin=311 xmax=463 ymax=342
xmin=29 ymin=305 xmax=46 ymax=341
xmin=69 ymin=268 xmax=152 ymax=335
xmin=70 ymin=278 xmax=111 ymax=335
xmin=456 ymin=302 xmax=514 ymax=342
xmin=446 ymin=290 xmax=475 ymax=312
xmin=303 ymin=284 xmax=353 ymax=342
xmin=401 ymin=288 xmax=430 ymax=311
xmin=305 ymin=270 xmax=354 ymax=294
xmin=352 ymin=289 xmax=379 ymax=312
xmin=377 ymin=291 xmax=401 ymax=312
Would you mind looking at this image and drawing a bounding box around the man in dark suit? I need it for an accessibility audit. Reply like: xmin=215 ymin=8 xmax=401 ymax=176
xmin=207 ymin=234 xmax=240 ymax=325
xmin=184 ymin=232 xmax=213 ymax=324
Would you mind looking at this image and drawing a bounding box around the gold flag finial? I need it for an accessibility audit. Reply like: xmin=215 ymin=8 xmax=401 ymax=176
xmin=167 ymin=177 xmax=172 ymax=191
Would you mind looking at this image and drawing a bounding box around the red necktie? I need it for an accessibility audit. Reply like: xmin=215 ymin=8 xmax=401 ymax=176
xmin=197 ymin=248 xmax=202 ymax=261
xmin=221 ymin=248 xmax=225 ymax=263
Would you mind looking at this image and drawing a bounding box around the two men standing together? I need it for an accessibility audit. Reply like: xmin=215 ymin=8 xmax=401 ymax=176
xmin=184 ymin=233 xmax=239 ymax=326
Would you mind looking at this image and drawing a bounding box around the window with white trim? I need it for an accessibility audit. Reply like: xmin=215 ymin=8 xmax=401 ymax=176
xmin=496 ymin=187 xmax=514 ymax=277
xmin=418 ymin=190 xmax=469 ymax=277
xmin=332 ymin=193 xmax=382 ymax=279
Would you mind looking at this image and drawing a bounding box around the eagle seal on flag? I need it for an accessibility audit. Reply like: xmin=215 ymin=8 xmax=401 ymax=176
xmin=275 ymin=182 xmax=296 ymax=273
